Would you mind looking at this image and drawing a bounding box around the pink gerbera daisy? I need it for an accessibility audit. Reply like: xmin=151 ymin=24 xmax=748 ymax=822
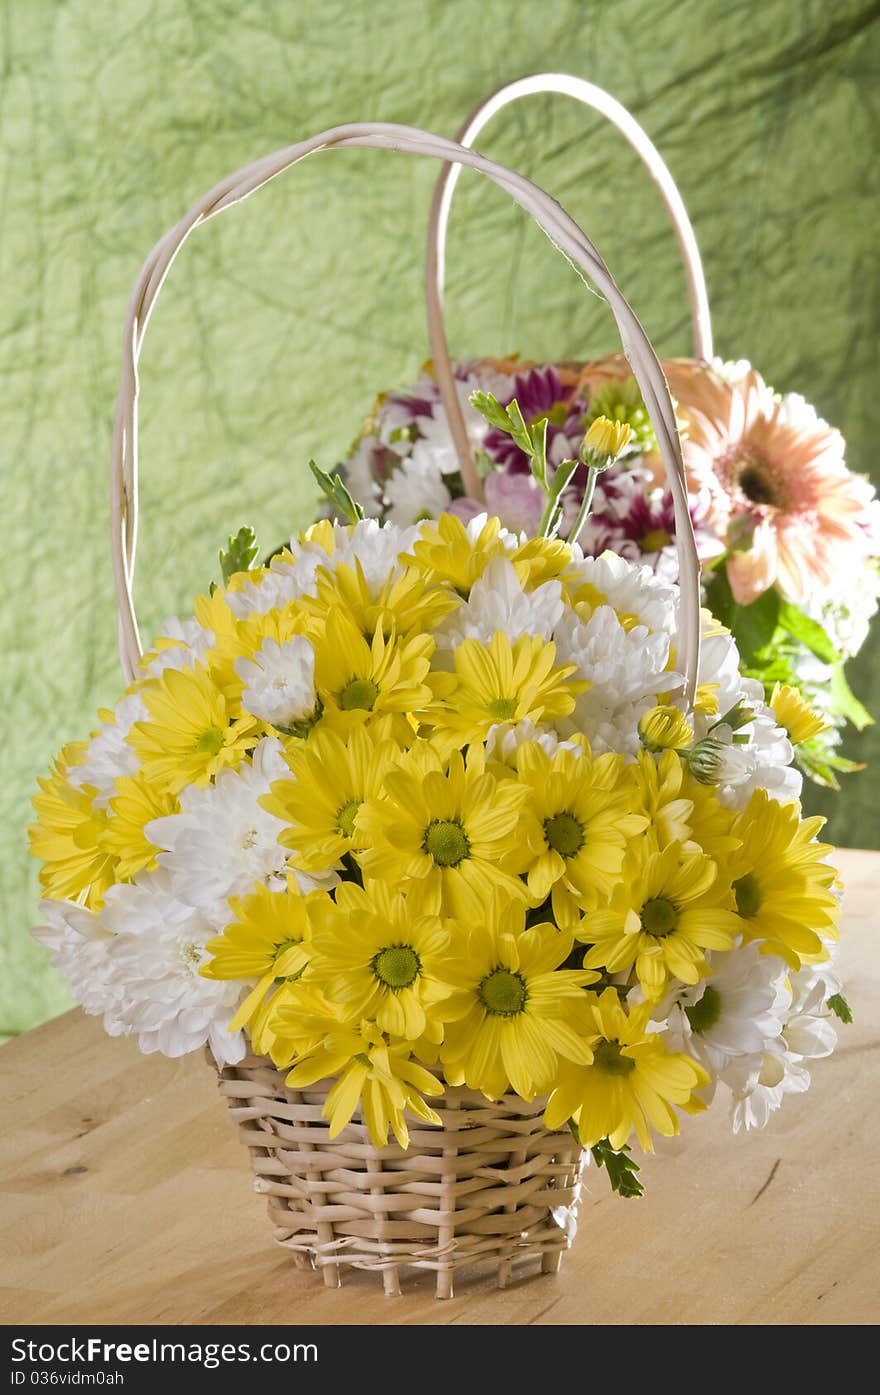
xmin=666 ymin=360 xmax=876 ymax=605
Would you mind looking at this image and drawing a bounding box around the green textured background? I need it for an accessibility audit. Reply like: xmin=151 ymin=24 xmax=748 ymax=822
xmin=3 ymin=0 xmax=879 ymax=1038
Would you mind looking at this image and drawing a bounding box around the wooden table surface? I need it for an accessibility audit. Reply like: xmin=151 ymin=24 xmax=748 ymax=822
xmin=1 ymin=847 xmax=877 ymax=1327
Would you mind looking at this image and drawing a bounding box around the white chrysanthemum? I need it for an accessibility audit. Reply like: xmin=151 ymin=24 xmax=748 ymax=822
xmin=68 ymin=692 xmax=146 ymax=806
xmin=32 ymin=900 xmax=124 ymax=1026
xmin=304 ymin=517 xmax=418 ymax=595
xmin=145 ymin=738 xmax=333 ymax=922
xmin=235 ymin=636 xmax=316 ymax=728
xmin=435 ymin=557 xmax=565 ymax=654
xmin=225 ymin=566 xmax=306 ymax=619
xmin=485 ymin=718 xmax=582 ymax=766
xmin=554 ymin=606 xmax=673 ymax=755
xmin=663 ymin=941 xmax=788 ymax=1076
xmin=100 ymin=870 xmax=245 ymax=1064
xmin=410 ymin=373 xmax=503 ymax=475
xmin=384 ymin=454 xmax=451 ymax=526
xmin=694 ymin=632 xmax=752 ymax=721
xmin=565 ymin=549 xmax=679 ymax=636
xmin=146 ymin=615 xmax=215 ymax=676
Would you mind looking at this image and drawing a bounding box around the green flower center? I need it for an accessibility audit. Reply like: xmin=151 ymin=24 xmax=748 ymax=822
xmin=593 ymin=1040 xmax=635 ymax=1076
xmin=423 ymin=818 xmax=470 ymax=868
xmin=734 ymin=873 xmax=762 ymax=918
xmin=194 ymin=726 xmax=225 ymax=755
xmin=487 ymin=696 xmax=518 ymax=720
xmin=339 ymin=677 xmax=380 ymax=711
xmin=685 ymin=985 xmax=722 ymax=1034
xmin=544 ymin=811 xmax=584 ymax=858
xmin=479 ymin=967 xmax=528 ymax=1016
xmin=335 ymin=798 xmax=360 ymax=839
xmin=273 ymin=937 xmax=300 ymax=962
xmin=640 ymin=897 xmax=678 ymax=937
xmin=372 ymin=944 xmax=421 ymax=990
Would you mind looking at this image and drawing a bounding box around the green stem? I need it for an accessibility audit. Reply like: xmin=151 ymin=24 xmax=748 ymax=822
xmin=538 ymin=458 xmax=579 ymax=538
xmin=567 ymin=465 xmax=601 ymax=547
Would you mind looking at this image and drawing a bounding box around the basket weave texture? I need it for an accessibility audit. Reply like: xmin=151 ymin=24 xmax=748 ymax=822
xmin=216 ymin=1053 xmax=585 ymax=1298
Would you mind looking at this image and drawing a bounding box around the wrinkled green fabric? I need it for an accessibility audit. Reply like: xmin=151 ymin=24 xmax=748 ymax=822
xmin=3 ymin=0 xmax=878 ymax=1037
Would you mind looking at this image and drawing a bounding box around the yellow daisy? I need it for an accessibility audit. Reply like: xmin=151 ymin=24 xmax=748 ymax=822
xmin=300 ymin=559 xmax=458 ymax=642
xmin=261 ymin=722 xmax=403 ymax=873
xmin=544 ymin=988 xmax=709 ymax=1151
xmin=426 ymin=631 xmax=585 ymax=750
xmin=357 ymin=743 xmax=529 ymax=918
xmin=202 ymin=882 xmax=314 ymax=1031
xmin=312 ymin=608 xmax=433 ymax=730
xmin=440 ymin=903 xmax=597 ymax=1100
xmin=285 ymin=1019 xmax=443 ymax=1148
xmin=306 ymin=881 xmax=454 ymax=1040
xmin=29 ymin=750 xmax=117 ymax=908
xmin=101 ymin=774 xmax=179 ymax=880
xmin=403 ymin=513 xmax=508 ymax=596
xmin=727 ymin=788 xmax=840 ymax=968
xmin=516 ymin=741 xmax=647 ymax=922
xmin=770 ymin=683 xmax=831 ymax=744
xmin=127 ymin=664 xmax=259 ymax=795
xmin=254 ymin=981 xmax=334 ymax=1067
xmin=579 ymin=842 xmax=743 ymax=1000
xmin=508 ymin=534 xmax=573 ymax=587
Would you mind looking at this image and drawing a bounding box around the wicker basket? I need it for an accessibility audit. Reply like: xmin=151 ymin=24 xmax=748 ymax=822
xmin=109 ymin=84 xmax=705 ymax=1296
xmin=217 ymin=1054 xmax=583 ymax=1298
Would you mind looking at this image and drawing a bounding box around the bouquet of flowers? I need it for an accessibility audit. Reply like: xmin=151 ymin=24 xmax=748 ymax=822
xmin=31 ymin=507 xmax=847 ymax=1181
xmin=332 ymin=353 xmax=879 ymax=788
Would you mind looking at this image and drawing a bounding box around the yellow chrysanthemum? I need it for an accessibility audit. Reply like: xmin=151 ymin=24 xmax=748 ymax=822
xmin=508 ymin=534 xmax=573 ymax=587
xmin=581 ymin=415 xmax=632 ymax=461
xmin=312 ymin=608 xmax=433 ymax=731
xmin=638 ymin=704 xmax=693 ymax=753
xmin=633 ymin=750 xmax=740 ymax=861
xmin=127 ymin=664 xmax=259 ymax=795
xmin=727 ymin=788 xmax=840 ymax=968
xmin=307 ymin=881 xmax=454 ymax=1040
xmin=403 ymin=512 xmax=508 ymax=595
xmin=426 ymin=632 xmax=585 ymax=750
xmin=579 ymin=842 xmax=743 ymax=1000
xmin=357 ymin=743 xmax=529 ymax=918
xmin=769 ymin=683 xmax=831 ymax=745
xmin=101 ymin=774 xmax=178 ymax=880
xmin=285 ymin=1019 xmax=443 ymax=1147
xmin=544 ymin=988 xmax=709 ymax=1151
xmin=300 ymin=559 xmax=458 ymax=641
xmin=440 ymin=904 xmax=597 ymax=1100
xmin=253 ymin=981 xmax=332 ymax=1067
xmin=516 ymin=741 xmax=646 ymax=922
xmin=202 ymin=882 xmax=314 ymax=1032
xmin=29 ymin=748 xmax=117 ymax=907
xmin=261 ymin=723 xmax=403 ymax=873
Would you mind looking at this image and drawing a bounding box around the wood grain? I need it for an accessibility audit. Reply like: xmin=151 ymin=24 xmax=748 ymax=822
xmin=1 ymin=847 xmax=877 ymax=1326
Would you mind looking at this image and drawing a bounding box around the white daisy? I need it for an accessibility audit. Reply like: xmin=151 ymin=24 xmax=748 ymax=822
xmin=68 ymin=692 xmax=147 ymax=806
xmin=554 ymin=606 xmax=672 ymax=754
xmin=663 ymin=940 xmax=788 ymax=1075
xmin=100 ymin=869 xmax=245 ymax=1065
xmin=383 ymin=454 xmax=451 ymax=526
xmin=235 ymin=636 xmax=316 ymax=728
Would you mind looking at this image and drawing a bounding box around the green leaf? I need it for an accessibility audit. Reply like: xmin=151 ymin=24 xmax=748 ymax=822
xmin=827 ymin=993 xmax=853 ymax=1024
xmin=469 ymin=389 xmax=514 ymax=435
xmin=219 ymin=525 xmax=260 ymax=584
xmin=705 ymin=572 xmax=780 ymax=667
xmin=829 ymin=663 xmax=874 ymax=730
xmin=776 ymin=601 xmax=841 ymax=664
xmin=309 ymin=460 xmax=365 ymax=525
xmin=590 ymin=1138 xmax=644 ymax=1199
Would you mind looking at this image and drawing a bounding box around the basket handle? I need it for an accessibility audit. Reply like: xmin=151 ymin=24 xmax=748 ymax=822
xmin=425 ymin=73 xmax=713 ymax=495
xmin=110 ymin=122 xmax=701 ymax=705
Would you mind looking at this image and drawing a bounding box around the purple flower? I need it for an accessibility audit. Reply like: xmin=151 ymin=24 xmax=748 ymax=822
xmin=484 ymin=366 xmax=588 ymax=473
